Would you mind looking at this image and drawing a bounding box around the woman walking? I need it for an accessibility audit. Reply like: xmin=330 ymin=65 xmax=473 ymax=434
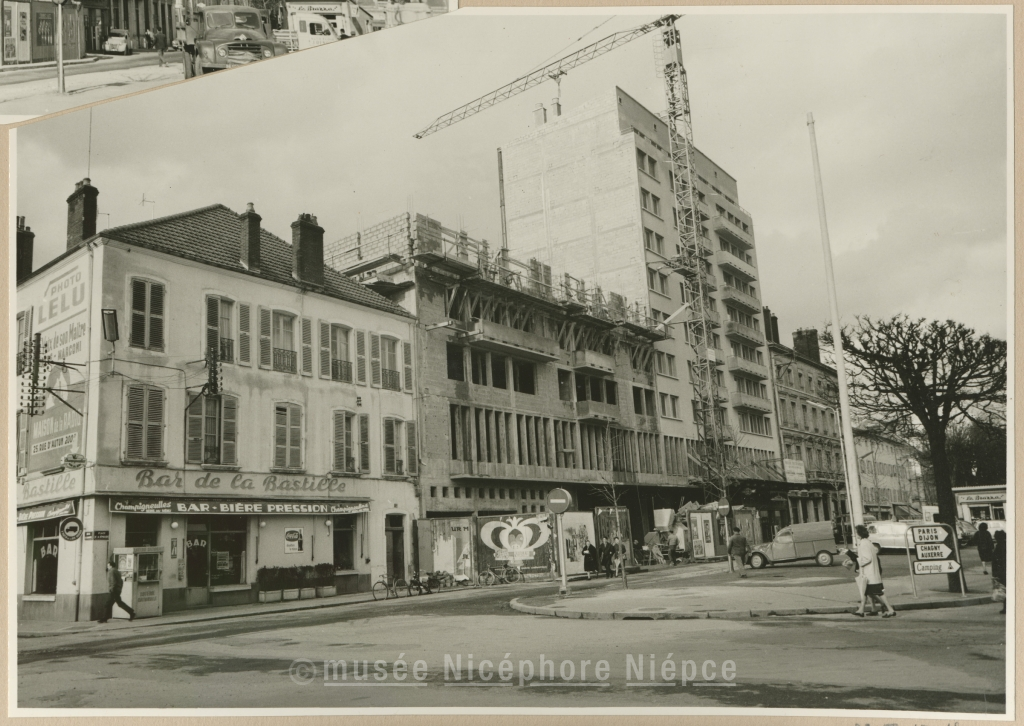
xmin=852 ymin=524 xmax=896 ymax=618
xmin=991 ymin=530 xmax=1007 ymax=615
xmin=582 ymin=541 xmax=598 ymax=579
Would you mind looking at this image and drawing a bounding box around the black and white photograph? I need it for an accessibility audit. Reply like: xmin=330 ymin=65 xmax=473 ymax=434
xmin=10 ymin=6 xmax=1013 ymax=718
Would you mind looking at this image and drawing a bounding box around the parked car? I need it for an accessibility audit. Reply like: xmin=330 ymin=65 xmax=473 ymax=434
xmin=748 ymin=521 xmax=839 ymax=569
xmin=868 ymin=519 xmax=977 ymax=551
xmin=957 ymin=518 xmax=980 ymax=546
xmin=103 ymin=29 xmax=133 ymax=55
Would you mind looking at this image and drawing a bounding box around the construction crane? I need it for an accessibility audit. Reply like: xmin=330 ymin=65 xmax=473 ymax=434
xmin=413 ymin=15 xmax=730 ymax=502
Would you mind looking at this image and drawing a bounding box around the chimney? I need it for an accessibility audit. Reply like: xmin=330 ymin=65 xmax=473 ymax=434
xmin=793 ymin=328 xmax=820 ymax=363
xmin=239 ymin=202 xmax=262 ymax=271
xmin=533 ymin=103 xmax=547 ymax=126
xmin=16 ymin=216 xmax=34 ymax=283
xmin=66 ymin=178 xmax=99 ymax=251
xmin=762 ymin=306 xmax=774 ymax=343
xmin=291 ymin=213 xmax=324 ymax=287
xmin=551 ymin=97 xmax=561 ymax=118
xmin=771 ymin=314 xmax=780 ymax=345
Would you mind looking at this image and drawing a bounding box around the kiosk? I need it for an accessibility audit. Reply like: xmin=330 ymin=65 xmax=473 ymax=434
xmin=113 ymin=547 xmax=164 ymax=619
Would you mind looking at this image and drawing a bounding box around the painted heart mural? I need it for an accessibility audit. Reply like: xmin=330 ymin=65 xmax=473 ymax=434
xmin=479 ymin=516 xmax=551 ymax=562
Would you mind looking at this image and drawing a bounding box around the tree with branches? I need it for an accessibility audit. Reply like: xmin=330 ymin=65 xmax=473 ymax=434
xmin=824 ymin=316 xmax=1006 ymax=591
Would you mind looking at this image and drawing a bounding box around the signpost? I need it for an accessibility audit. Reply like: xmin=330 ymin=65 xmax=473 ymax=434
xmin=904 ymin=523 xmax=965 ymax=597
xmin=546 ymin=488 xmax=571 ymax=596
xmin=59 ymin=516 xmax=83 ymax=541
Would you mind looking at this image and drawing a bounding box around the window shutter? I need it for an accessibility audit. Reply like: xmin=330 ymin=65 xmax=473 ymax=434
xmin=344 ymin=413 xmax=355 ymax=472
xmin=274 ymin=405 xmax=288 ymax=468
xmin=406 ymin=421 xmax=418 ymax=475
xmin=383 ymin=418 xmax=396 ymax=474
xmin=238 ymin=303 xmax=251 ymax=365
xmin=319 ymin=321 xmax=331 ymax=379
xmin=288 ymin=404 xmax=302 ymax=469
xmin=221 ymin=395 xmax=238 ymax=465
xmin=355 ymin=330 xmax=367 ymax=385
xmin=358 ymin=413 xmax=370 ymax=473
xmin=403 ymin=341 xmax=413 ymax=392
xmin=258 ymin=307 xmax=272 ymax=369
xmin=370 ymin=333 xmax=381 ymax=387
xmin=145 ymin=387 xmax=164 ymax=460
xmin=300 ymin=317 xmax=313 ymax=376
xmin=125 ymin=385 xmax=146 ymax=460
xmin=130 ymin=280 xmax=147 ymax=347
xmin=206 ymin=296 xmax=220 ymax=357
xmin=149 ymin=283 xmax=165 ymax=350
xmin=333 ymin=410 xmax=346 ymax=471
xmin=186 ymin=394 xmax=204 ymax=463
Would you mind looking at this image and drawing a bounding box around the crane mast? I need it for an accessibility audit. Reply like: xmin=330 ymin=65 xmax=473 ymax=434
xmin=658 ymin=23 xmax=728 ymax=499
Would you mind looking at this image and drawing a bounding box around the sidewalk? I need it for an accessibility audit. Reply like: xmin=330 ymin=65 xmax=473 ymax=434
xmin=0 ymin=56 xmax=101 ymax=73
xmin=511 ymin=566 xmax=996 ymax=620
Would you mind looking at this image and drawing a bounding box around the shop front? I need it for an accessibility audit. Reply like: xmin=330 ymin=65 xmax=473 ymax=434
xmin=953 ymin=485 xmax=1007 ymax=524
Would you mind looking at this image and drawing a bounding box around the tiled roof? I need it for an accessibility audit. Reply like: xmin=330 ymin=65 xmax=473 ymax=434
xmin=101 ymin=204 xmax=411 ymax=318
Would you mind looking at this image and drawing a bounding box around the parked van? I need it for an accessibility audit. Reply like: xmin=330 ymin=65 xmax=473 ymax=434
xmin=748 ymin=521 xmax=839 ymax=569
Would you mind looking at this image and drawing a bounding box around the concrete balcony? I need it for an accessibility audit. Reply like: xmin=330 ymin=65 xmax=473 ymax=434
xmin=711 ymin=215 xmax=754 ymax=250
xmin=694 ymin=345 xmax=723 ymax=367
xmin=468 ymin=319 xmax=558 ymax=362
xmin=704 ymin=308 xmax=722 ymax=328
xmin=714 ymin=250 xmax=757 ymax=282
xmin=725 ymin=320 xmax=765 ymax=346
xmin=730 ymin=391 xmax=773 ymax=413
xmin=575 ymin=400 xmax=620 ymax=423
xmin=572 ymin=349 xmax=615 ymax=376
xmin=720 ymin=285 xmax=761 ymax=314
xmin=726 ymin=355 xmax=769 ymax=380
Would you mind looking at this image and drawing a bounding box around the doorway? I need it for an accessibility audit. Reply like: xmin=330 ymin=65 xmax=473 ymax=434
xmin=384 ymin=514 xmax=405 ymax=581
xmin=185 ymin=519 xmax=210 ymax=607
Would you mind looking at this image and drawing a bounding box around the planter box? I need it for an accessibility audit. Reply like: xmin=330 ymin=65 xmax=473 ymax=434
xmin=299 ymin=587 xmax=317 ymax=600
xmin=258 ymin=590 xmax=283 ymax=603
xmin=282 ymin=588 xmax=300 ymax=601
xmin=316 ymin=585 xmax=337 ymax=598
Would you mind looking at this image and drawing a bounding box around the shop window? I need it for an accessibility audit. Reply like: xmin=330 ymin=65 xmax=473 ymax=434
xmin=447 ymin=343 xmax=465 ymax=381
xmin=273 ymin=403 xmax=303 ymax=470
xmin=30 ymin=521 xmax=59 ymax=595
xmin=129 ymin=278 xmax=165 ymax=351
xmin=333 ymin=515 xmax=357 ymax=570
xmin=124 ymin=514 xmax=159 ymax=547
xmin=125 ymin=384 xmax=165 ymax=462
xmin=186 ymin=394 xmax=238 ymax=466
xmin=558 ymin=370 xmax=573 ymax=401
xmin=993 ymin=506 xmax=1005 ymax=520
xmin=209 ymin=515 xmax=247 ymax=587
xmin=512 ymin=360 xmax=536 ymax=394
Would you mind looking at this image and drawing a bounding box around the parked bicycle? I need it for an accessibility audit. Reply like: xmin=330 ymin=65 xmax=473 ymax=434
xmin=408 ymin=571 xmax=438 ymax=595
xmin=478 ymin=564 xmax=522 ymax=586
xmin=371 ymin=574 xmax=409 ymax=600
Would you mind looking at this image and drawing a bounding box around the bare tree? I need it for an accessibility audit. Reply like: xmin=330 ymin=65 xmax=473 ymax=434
xmin=824 ymin=316 xmax=1006 ymax=591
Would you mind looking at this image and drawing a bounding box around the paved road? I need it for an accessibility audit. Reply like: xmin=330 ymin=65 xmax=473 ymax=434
xmin=18 ymin=559 xmax=1006 ymax=713
xmin=0 ymin=52 xmax=180 ymax=87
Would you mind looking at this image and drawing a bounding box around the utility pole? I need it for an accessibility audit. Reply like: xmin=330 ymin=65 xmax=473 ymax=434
xmin=56 ymin=0 xmax=66 ymax=94
xmin=806 ymin=112 xmax=864 ymax=530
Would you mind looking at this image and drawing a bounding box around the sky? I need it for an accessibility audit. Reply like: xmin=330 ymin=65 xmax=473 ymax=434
xmin=15 ymin=7 xmax=1009 ymax=340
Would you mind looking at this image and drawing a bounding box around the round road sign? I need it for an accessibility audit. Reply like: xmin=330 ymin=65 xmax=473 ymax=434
xmin=60 ymin=517 xmax=83 ymax=541
xmin=546 ymin=488 xmax=572 ymax=514
xmin=717 ymin=498 xmax=731 ymax=517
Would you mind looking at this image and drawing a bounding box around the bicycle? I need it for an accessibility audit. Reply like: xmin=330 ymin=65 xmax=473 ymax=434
xmin=371 ymin=574 xmax=409 ymax=600
xmin=478 ymin=563 xmax=522 ymax=586
xmin=408 ymin=571 xmax=438 ymax=595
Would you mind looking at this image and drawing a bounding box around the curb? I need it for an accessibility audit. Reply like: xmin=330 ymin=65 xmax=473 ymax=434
xmin=0 ymin=57 xmax=101 ymax=73
xmin=509 ymin=594 xmax=995 ymax=621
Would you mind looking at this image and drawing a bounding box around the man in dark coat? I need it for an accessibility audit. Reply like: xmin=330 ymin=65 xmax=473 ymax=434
xmin=98 ymin=556 xmax=135 ymax=623
xmin=599 ymin=536 xmax=613 ymax=579
xmin=582 ymin=541 xmax=598 ymax=578
xmin=975 ymin=522 xmax=994 ymax=575
xmin=991 ymin=530 xmax=1006 ymax=615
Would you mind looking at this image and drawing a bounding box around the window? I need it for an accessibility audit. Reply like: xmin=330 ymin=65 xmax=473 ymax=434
xmin=30 ymin=521 xmax=59 ymax=595
xmin=324 ymin=325 xmax=352 ymax=382
xmin=383 ymin=418 xmax=418 ymax=475
xmin=209 ymin=515 xmax=247 ymax=587
xmin=651 ymin=194 xmax=661 ymax=216
xmin=645 ymin=389 xmax=656 ymax=417
xmin=633 ymin=386 xmax=644 ymax=414
xmin=447 ymin=343 xmax=465 ymax=381
xmin=647 ymin=156 xmax=657 ymax=178
xmin=380 ymin=337 xmax=401 ymax=391
xmin=641 ymin=189 xmax=652 ymax=213
xmin=129 ymin=279 xmax=165 ymax=350
xmin=16 ymin=311 xmax=30 ymax=375
xmin=471 ymin=350 xmax=488 ymax=385
xmin=274 ymin=403 xmax=302 ymax=469
xmin=670 ymin=395 xmax=679 ymax=418
xmin=332 ymin=410 xmax=357 ymax=473
xmin=125 ymin=384 xmax=164 ymax=462
xmin=660 ymin=392 xmax=668 ymax=416
xmin=647 ymin=267 xmax=658 ymax=291
xmin=333 ymin=514 xmax=357 ymax=570
xmin=589 ymin=376 xmax=604 ymax=403
xmin=512 ymin=361 xmax=535 ymax=394
xmin=186 ymin=394 xmax=238 ymax=465
xmin=206 ymin=296 xmax=235 ymax=363
xmin=605 ymin=380 xmax=617 ymax=405
xmin=491 ymin=354 xmax=508 ymax=389
xmin=271 ymin=311 xmax=297 ymax=373
xmin=643 ymin=228 xmax=664 ymax=255
xmin=125 ymin=514 xmax=160 ymax=547
xmin=558 ymin=370 xmax=573 ymax=401
xmin=636 ymin=148 xmax=646 ymax=171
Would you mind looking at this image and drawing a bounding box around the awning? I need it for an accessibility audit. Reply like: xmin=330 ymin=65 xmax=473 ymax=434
xmin=17 ymin=500 xmax=76 ymax=524
xmin=109 ymin=498 xmax=371 ymax=515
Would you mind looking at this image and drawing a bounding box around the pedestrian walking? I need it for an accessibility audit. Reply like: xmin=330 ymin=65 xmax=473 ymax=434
xmin=611 ymin=536 xmax=626 ymax=577
xmin=991 ymin=529 xmax=1006 ymax=615
xmin=144 ymin=28 xmax=154 ymax=50
xmin=582 ymin=541 xmax=598 ymax=579
xmin=98 ymin=556 xmax=135 ymax=623
xmin=154 ymin=28 xmax=168 ymax=66
xmin=975 ymin=522 xmax=994 ymax=575
xmin=726 ymin=526 xmax=749 ymax=578
xmin=666 ymin=531 xmax=679 ymax=565
xmin=599 ymin=536 xmax=613 ymax=579
xmin=851 ymin=524 xmax=895 ymax=618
